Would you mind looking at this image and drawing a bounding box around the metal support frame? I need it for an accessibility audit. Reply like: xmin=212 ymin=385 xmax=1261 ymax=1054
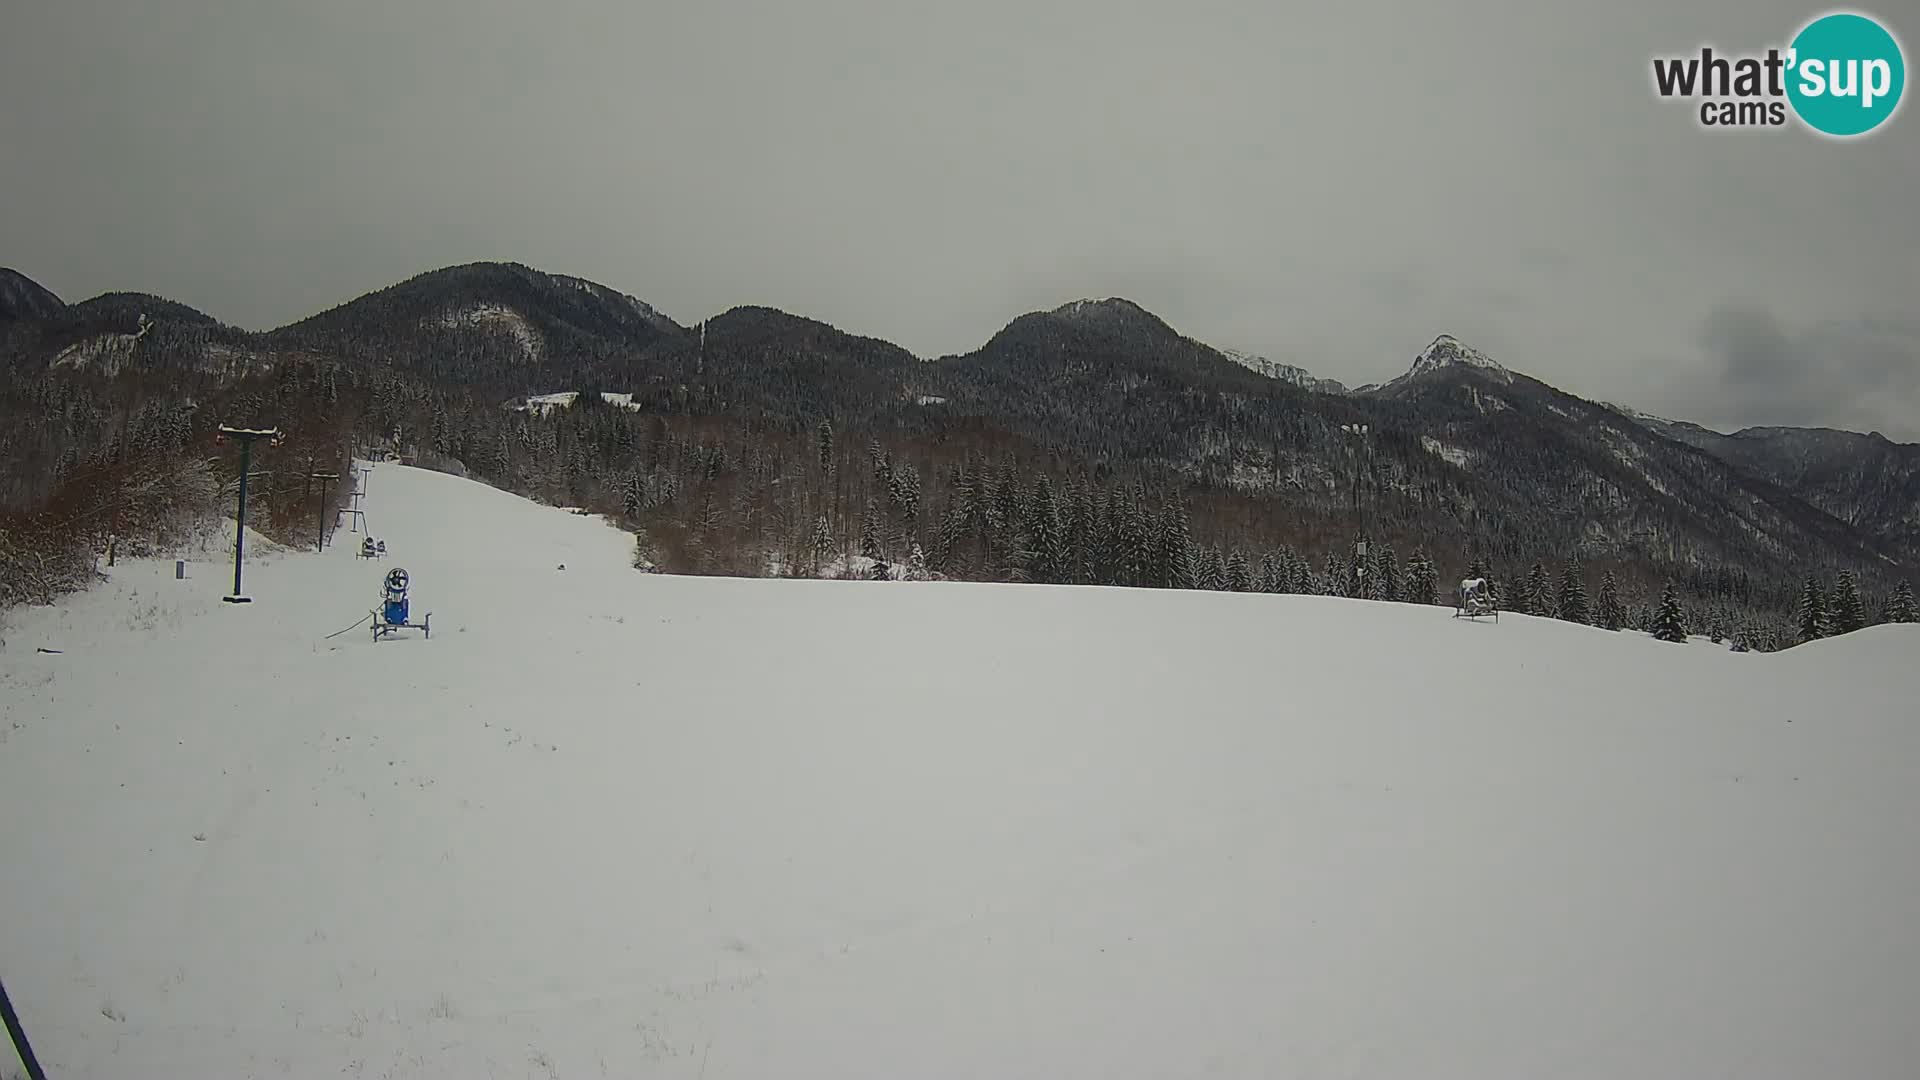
xmin=215 ymin=426 xmax=282 ymax=603
xmin=311 ymin=472 xmax=339 ymax=552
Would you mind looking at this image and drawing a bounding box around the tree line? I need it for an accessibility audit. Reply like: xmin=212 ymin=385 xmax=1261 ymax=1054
xmin=4 ymin=349 xmax=1914 ymax=654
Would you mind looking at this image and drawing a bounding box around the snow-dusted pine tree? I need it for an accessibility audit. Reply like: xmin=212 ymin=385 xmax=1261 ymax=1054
xmin=1798 ymin=576 xmax=1828 ymax=642
xmin=810 ymin=514 xmax=833 ymax=577
xmin=1651 ymin=581 xmax=1688 ymax=643
xmin=1025 ymin=477 xmax=1065 ymax=584
xmin=1556 ymin=559 xmax=1590 ymax=624
xmin=1371 ymin=545 xmax=1400 ymax=601
xmin=1288 ymin=551 xmax=1312 ymax=595
xmin=1154 ymin=504 xmax=1194 ymax=590
xmin=1063 ymin=481 xmax=1094 ymax=585
xmin=1830 ymin=570 xmax=1865 ymax=634
xmin=815 ymin=420 xmax=834 ymax=476
xmin=1198 ymin=547 xmax=1228 ymax=591
xmin=622 ymin=473 xmax=643 ymax=519
xmin=1886 ymin=580 xmax=1917 ymax=623
xmin=860 ymin=501 xmax=883 ymax=564
xmin=1595 ymin=570 xmax=1623 ymax=630
xmin=1523 ymin=562 xmax=1550 ymax=616
xmin=1225 ymin=550 xmax=1252 ymax=592
xmin=1405 ymin=549 xmax=1438 ymax=605
xmin=1257 ymin=552 xmax=1283 ymax=593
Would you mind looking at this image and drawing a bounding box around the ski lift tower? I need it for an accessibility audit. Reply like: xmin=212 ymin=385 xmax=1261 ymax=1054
xmin=310 ymin=469 xmax=339 ymax=551
xmin=215 ymin=425 xmax=282 ymax=603
xmin=338 ymin=464 xmax=368 ymax=534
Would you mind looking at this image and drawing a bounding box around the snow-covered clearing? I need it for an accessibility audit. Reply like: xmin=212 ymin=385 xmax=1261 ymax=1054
xmin=1419 ymin=434 xmax=1474 ymax=469
xmin=3 ymin=464 xmax=1917 ymax=1078
xmin=513 ymin=391 xmax=644 ymax=416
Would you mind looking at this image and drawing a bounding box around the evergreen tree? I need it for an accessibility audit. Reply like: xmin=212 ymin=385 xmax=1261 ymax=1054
xmin=1063 ymin=480 xmax=1095 ymax=585
xmin=1257 ymin=552 xmax=1284 ymax=593
xmin=621 ymin=473 xmax=643 ymax=519
xmin=907 ymin=541 xmax=928 ymax=581
xmin=1226 ymin=549 xmax=1252 ymax=592
xmin=1595 ymin=570 xmax=1623 ymax=630
xmin=1797 ymin=576 xmax=1828 ymax=642
xmin=869 ymin=439 xmax=892 ymax=496
xmin=1651 ymin=581 xmax=1688 ymax=643
xmin=887 ymin=461 xmax=921 ymax=540
xmin=987 ymin=468 xmax=1023 ymax=571
xmin=1522 ymin=561 xmax=1550 ymax=616
xmin=868 ymin=555 xmax=892 ymax=581
xmin=1556 ymin=558 xmax=1590 ymax=624
xmin=1371 ymin=545 xmax=1400 ymax=601
xmin=1197 ymin=547 xmax=1228 ymax=591
xmin=1112 ymin=491 xmax=1150 ymax=587
xmin=1288 ymin=550 xmax=1313 ymax=594
xmin=860 ymin=500 xmax=883 ymax=563
xmin=1405 ymin=549 xmax=1438 ymax=605
xmin=815 ymin=420 xmax=834 ymax=475
xmin=1025 ymin=476 xmax=1065 ymax=584
xmin=1088 ymin=486 xmax=1120 ymax=585
xmin=1323 ymin=551 xmax=1346 ymax=596
xmin=1830 ymin=569 xmax=1865 ymax=634
xmin=1886 ymin=580 xmax=1918 ymax=623
xmin=1155 ymin=503 xmax=1194 ymax=590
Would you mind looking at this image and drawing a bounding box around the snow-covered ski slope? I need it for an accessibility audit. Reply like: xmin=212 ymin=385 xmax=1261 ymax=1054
xmin=3 ymin=464 xmax=1917 ymax=1079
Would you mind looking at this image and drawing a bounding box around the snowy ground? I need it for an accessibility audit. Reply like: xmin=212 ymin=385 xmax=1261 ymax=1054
xmin=3 ymin=464 xmax=1918 ymax=1079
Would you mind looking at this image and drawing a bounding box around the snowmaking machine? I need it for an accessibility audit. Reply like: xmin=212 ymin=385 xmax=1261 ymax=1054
xmin=1453 ymin=577 xmax=1499 ymax=622
xmin=371 ymin=567 xmax=431 ymax=641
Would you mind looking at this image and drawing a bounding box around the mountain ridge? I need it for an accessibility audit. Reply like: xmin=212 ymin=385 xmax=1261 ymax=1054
xmin=3 ymin=260 xmax=1913 ymax=596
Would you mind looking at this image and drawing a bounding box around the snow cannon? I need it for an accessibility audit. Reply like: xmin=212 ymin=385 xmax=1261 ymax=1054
xmin=1453 ymin=577 xmax=1499 ymax=622
xmin=372 ymin=567 xmax=431 ymax=641
xmin=382 ymin=568 xmax=409 ymax=624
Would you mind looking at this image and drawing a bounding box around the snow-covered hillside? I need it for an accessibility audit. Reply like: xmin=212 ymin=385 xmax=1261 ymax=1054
xmin=3 ymin=465 xmax=1917 ymax=1079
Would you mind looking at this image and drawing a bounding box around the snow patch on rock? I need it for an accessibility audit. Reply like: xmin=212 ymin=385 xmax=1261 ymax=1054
xmin=1402 ymin=334 xmax=1514 ymax=385
xmin=440 ymin=303 xmax=542 ymax=362
xmin=1420 ymin=435 xmax=1475 ymax=469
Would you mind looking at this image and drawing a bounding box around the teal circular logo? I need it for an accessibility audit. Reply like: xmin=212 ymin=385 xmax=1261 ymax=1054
xmin=1787 ymin=12 xmax=1905 ymax=136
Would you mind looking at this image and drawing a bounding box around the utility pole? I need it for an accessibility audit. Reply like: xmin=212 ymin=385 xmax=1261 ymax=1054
xmin=1340 ymin=422 xmax=1372 ymax=596
xmin=215 ymin=425 xmax=282 ymax=604
xmin=311 ymin=471 xmax=339 ymax=552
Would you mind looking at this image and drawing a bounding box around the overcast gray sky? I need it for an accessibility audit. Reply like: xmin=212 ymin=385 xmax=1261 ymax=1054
xmin=4 ymin=0 xmax=1916 ymax=436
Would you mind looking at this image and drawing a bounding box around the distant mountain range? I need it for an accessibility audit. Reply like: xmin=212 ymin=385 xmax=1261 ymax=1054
xmin=4 ymin=261 xmax=1914 ymax=586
